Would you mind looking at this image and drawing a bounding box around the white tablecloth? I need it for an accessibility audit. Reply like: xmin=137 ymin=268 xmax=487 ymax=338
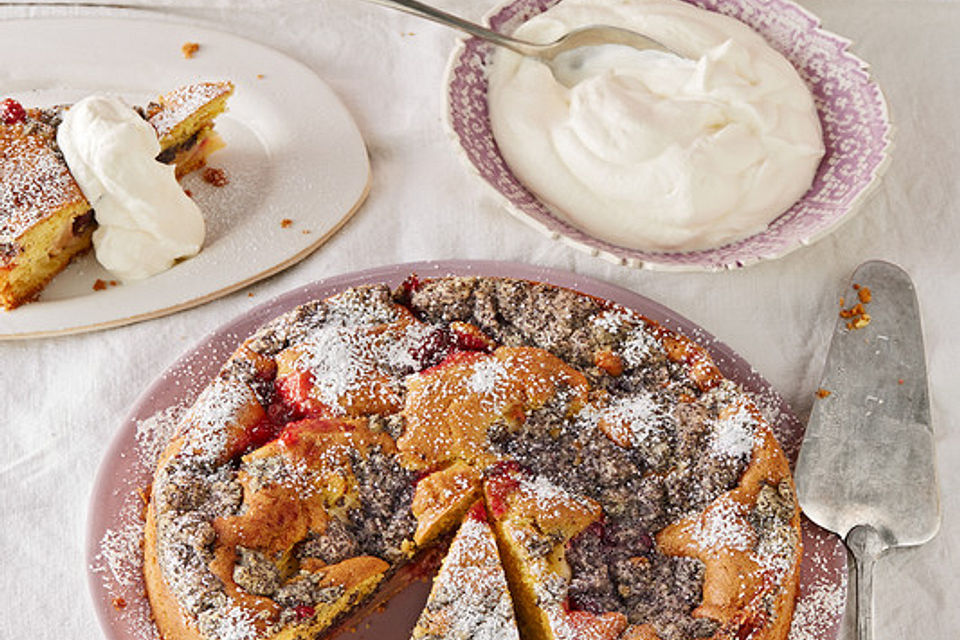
xmin=1 ymin=0 xmax=957 ymax=638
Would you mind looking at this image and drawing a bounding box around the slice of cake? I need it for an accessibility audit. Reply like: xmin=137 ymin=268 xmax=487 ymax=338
xmin=483 ymin=465 xmax=627 ymax=640
xmin=411 ymin=501 xmax=519 ymax=640
xmin=0 ymin=82 xmax=233 ymax=309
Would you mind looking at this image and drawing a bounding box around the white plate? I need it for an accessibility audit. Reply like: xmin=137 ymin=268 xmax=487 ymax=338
xmin=0 ymin=17 xmax=370 ymax=339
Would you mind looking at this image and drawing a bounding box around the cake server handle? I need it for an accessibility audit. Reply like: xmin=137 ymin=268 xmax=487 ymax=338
xmin=846 ymin=525 xmax=889 ymax=640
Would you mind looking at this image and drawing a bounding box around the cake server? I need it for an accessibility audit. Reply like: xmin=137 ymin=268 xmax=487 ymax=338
xmin=795 ymin=260 xmax=940 ymax=640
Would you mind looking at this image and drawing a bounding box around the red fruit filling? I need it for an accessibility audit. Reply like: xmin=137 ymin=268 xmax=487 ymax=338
xmin=0 ymin=98 xmax=26 ymax=126
xmin=294 ymin=604 xmax=315 ymax=620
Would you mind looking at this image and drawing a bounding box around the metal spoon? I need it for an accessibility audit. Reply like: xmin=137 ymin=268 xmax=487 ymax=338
xmin=363 ymin=0 xmax=680 ymax=86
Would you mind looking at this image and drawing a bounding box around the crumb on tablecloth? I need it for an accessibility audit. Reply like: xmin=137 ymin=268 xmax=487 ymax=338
xmin=182 ymin=42 xmax=200 ymax=58
xmin=281 ymin=218 xmax=293 ymax=228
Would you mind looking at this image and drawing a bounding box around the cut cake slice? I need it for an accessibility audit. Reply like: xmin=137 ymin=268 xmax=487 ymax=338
xmin=411 ymin=501 xmax=520 ymax=640
xmin=0 ymin=81 xmax=233 ymax=309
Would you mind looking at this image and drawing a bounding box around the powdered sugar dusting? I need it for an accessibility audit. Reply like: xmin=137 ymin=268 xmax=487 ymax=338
xmin=690 ymin=496 xmax=754 ymax=554
xmin=591 ymin=306 xmax=633 ymax=334
xmin=149 ymin=82 xmax=232 ymax=139
xmin=788 ymin=577 xmax=847 ymax=640
xmin=180 ymin=377 xmax=257 ymax=462
xmin=595 ymin=389 xmax=673 ymax=446
xmin=291 ymin=320 xmax=435 ymax=415
xmin=92 ymin=404 xmax=187 ymax=640
xmin=0 ymin=122 xmax=86 ymax=246
xmin=522 ymin=473 xmax=596 ymax=518
xmin=200 ymin=605 xmax=260 ymax=640
xmin=135 ymin=405 xmax=185 ymax=468
xmin=415 ymin=512 xmax=519 ymax=640
xmin=466 ymin=356 xmax=510 ymax=395
xmin=709 ymin=401 xmax=759 ymax=461
xmin=621 ymin=324 xmax=661 ymax=367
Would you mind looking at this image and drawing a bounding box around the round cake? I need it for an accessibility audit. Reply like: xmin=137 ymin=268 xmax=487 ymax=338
xmin=143 ymin=276 xmax=802 ymax=640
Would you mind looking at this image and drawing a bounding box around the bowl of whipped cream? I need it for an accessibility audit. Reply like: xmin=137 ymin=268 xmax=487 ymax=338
xmin=444 ymin=0 xmax=892 ymax=270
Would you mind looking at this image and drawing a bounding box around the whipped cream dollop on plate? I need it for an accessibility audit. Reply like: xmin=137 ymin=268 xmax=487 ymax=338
xmin=57 ymin=95 xmax=205 ymax=281
xmin=487 ymin=0 xmax=825 ymax=252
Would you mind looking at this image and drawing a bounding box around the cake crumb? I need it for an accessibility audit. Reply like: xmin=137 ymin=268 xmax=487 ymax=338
xmin=112 ymin=597 xmax=127 ymax=610
xmin=181 ymin=42 xmax=200 ymax=59
xmin=248 ymin=292 xmax=255 ymax=298
xmin=201 ymin=167 xmax=229 ymax=187
xmin=257 ymin=74 xmax=266 ymax=80
xmin=184 ymin=188 xmax=193 ymax=197
xmin=301 ymin=229 xmax=311 ymax=235
xmin=839 ymin=285 xmax=872 ymax=330
xmin=815 ymin=388 xmax=831 ymax=399
xmin=93 ymin=279 xmax=120 ymax=291
xmin=281 ymin=218 xmax=293 ymax=228
xmin=898 ymin=378 xmax=904 ymax=385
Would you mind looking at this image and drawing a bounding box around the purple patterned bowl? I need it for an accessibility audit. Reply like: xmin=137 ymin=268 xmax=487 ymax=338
xmin=444 ymin=0 xmax=893 ymax=271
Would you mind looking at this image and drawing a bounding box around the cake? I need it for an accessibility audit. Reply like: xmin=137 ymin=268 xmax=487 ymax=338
xmin=410 ymin=501 xmax=520 ymax=640
xmin=143 ymin=276 xmax=802 ymax=640
xmin=0 ymin=81 xmax=233 ymax=309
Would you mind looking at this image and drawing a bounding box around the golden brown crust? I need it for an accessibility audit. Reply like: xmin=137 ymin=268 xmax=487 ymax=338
xmin=412 ymin=461 xmax=483 ymax=546
xmin=398 ymin=347 xmax=589 ymax=470
xmin=145 ymin=500 xmax=207 ymax=640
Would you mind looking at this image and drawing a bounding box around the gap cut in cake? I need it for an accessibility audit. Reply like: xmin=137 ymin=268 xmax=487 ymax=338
xmin=143 ymin=276 xmax=802 ymax=640
xmin=0 ymin=81 xmax=233 ymax=309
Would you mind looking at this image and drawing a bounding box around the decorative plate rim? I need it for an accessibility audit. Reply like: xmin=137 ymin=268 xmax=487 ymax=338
xmin=86 ymin=260 xmax=847 ymax=640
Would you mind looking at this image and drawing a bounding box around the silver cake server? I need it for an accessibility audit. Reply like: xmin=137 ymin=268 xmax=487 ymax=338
xmin=795 ymin=260 xmax=940 ymax=640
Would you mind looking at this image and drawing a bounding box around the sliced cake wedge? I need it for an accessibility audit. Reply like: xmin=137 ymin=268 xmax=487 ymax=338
xmin=411 ymin=501 xmax=519 ymax=640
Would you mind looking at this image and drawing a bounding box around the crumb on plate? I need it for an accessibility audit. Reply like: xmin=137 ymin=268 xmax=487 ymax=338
xmin=201 ymin=167 xmax=229 ymax=187
xmin=281 ymin=218 xmax=293 ymax=228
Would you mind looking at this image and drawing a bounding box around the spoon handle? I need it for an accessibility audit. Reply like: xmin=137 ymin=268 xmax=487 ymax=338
xmin=360 ymin=0 xmax=534 ymax=57
xmin=846 ymin=525 xmax=888 ymax=640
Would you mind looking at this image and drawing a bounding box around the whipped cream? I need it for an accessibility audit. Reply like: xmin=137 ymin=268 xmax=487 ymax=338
xmin=57 ymin=95 xmax=204 ymax=281
xmin=487 ymin=0 xmax=825 ymax=252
